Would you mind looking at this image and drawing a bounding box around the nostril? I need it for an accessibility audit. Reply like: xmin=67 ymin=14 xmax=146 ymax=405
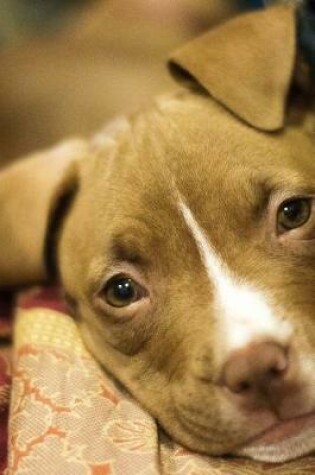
xmin=269 ymin=367 xmax=281 ymax=378
xmin=236 ymin=381 xmax=251 ymax=394
xmin=269 ymin=365 xmax=286 ymax=378
xmin=268 ymin=351 xmax=288 ymax=378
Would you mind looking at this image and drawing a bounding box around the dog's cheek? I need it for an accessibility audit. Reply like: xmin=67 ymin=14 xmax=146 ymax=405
xmin=272 ymin=258 xmax=315 ymax=349
xmin=76 ymin=300 xmax=158 ymax=357
xmin=165 ymin=376 xmax=257 ymax=455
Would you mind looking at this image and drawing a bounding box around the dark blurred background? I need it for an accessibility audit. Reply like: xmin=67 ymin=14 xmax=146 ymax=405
xmin=0 ymin=0 xmax=288 ymax=165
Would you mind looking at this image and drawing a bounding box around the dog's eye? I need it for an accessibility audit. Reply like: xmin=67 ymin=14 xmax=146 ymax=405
xmin=277 ymin=198 xmax=311 ymax=231
xmin=104 ymin=276 xmax=144 ymax=307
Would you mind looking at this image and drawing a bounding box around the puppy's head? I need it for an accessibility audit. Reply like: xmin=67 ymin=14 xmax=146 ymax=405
xmin=1 ymin=5 xmax=315 ymax=463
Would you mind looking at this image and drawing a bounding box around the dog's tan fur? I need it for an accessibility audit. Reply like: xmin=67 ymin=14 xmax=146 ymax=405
xmin=0 ymin=5 xmax=314 ymax=462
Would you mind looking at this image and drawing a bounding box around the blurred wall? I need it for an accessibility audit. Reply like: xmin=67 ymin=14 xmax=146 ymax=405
xmin=0 ymin=0 xmax=88 ymax=42
xmin=0 ymin=1 xmax=243 ymax=164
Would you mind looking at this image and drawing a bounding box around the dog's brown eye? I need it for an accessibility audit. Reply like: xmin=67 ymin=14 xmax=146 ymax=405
xmin=277 ymin=198 xmax=311 ymax=231
xmin=104 ymin=276 xmax=143 ymax=308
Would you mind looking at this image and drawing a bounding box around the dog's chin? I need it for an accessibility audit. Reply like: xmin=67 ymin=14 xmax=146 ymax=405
xmin=164 ymin=405 xmax=315 ymax=463
xmin=234 ymin=412 xmax=315 ymax=463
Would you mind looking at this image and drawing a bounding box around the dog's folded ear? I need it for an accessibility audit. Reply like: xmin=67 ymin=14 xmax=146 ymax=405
xmin=0 ymin=140 xmax=86 ymax=288
xmin=169 ymin=5 xmax=296 ymax=131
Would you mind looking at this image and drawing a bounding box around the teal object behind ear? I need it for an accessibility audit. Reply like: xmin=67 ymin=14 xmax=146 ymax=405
xmin=298 ymin=0 xmax=315 ymax=76
xmin=241 ymin=0 xmax=265 ymax=9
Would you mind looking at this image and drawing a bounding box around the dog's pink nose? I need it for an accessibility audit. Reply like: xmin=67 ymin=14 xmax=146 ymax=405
xmin=223 ymin=342 xmax=289 ymax=397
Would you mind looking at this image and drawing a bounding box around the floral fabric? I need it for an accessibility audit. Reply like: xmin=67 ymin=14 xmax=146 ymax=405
xmin=3 ymin=288 xmax=315 ymax=474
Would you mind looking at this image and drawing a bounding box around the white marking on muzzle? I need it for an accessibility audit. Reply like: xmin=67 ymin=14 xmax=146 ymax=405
xmin=178 ymin=200 xmax=292 ymax=354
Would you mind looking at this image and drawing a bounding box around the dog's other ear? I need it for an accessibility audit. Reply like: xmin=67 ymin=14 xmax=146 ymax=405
xmin=0 ymin=140 xmax=86 ymax=288
xmin=169 ymin=5 xmax=296 ymax=131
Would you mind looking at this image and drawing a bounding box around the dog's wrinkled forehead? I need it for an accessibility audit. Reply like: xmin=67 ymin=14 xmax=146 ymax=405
xmin=113 ymin=97 xmax=312 ymax=194
xmin=82 ymin=92 xmax=315 ymax=261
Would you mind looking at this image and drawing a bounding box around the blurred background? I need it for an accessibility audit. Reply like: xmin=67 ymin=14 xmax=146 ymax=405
xmin=0 ymin=0 xmax=291 ymax=165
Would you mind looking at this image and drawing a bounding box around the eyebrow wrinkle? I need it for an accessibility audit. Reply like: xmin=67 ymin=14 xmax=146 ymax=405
xmin=109 ymin=232 xmax=152 ymax=268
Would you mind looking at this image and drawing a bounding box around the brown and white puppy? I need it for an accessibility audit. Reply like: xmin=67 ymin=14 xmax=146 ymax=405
xmin=0 ymin=5 xmax=315 ymax=463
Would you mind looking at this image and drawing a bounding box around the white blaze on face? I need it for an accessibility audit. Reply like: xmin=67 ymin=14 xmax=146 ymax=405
xmin=178 ymin=200 xmax=293 ymax=355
